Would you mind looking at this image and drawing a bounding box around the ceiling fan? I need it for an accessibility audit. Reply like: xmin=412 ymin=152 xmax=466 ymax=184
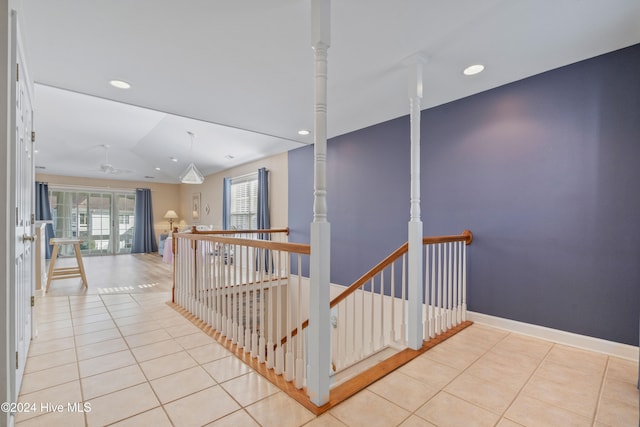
xmin=98 ymin=144 xmax=132 ymax=175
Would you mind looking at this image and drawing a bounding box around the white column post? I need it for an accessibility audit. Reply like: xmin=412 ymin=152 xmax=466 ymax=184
xmin=308 ymin=0 xmax=331 ymax=406
xmin=405 ymin=55 xmax=426 ymax=350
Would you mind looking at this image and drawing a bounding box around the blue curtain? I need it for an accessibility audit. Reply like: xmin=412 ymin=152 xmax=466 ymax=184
xmin=257 ymin=167 xmax=270 ymax=233
xmin=222 ymin=177 xmax=231 ymax=230
xmin=256 ymin=168 xmax=272 ymax=271
xmin=35 ymin=182 xmax=55 ymax=259
xmin=132 ymin=188 xmax=158 ymax=253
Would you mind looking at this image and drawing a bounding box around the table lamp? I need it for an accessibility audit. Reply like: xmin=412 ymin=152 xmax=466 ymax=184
xmin=164 ymin=210 xmax=178 ymax=229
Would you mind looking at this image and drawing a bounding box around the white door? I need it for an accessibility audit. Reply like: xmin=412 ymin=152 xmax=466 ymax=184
xmin=10 ymin=11 xmax=35 ymax=404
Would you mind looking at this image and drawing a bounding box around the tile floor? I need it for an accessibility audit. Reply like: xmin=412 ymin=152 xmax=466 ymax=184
xmin=16 ymin=291 xmax=639 ymax=426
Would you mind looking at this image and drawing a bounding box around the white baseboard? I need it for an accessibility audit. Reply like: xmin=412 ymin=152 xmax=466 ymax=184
xmin=468 ymin=311 xmax=639 ymax=362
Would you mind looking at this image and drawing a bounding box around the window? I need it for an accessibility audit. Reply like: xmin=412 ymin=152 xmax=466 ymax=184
xmin=229 ymin=173 xmax=258 ymax=229
xmin=49 ymin=188 xmax=135 ymax=255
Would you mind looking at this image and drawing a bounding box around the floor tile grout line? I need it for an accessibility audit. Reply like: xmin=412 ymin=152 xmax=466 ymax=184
xmin=68 ymin=294 xmax=91 ymax=427
xmin=15 ymin=296 xmax=87 ymax=426
xmin=110 ymin=295 xmax=263 ymax=425
xmin=508 ymin=342 xmax=606 ymax=424
xmin=139 ymin=300 xmax=307 ymax=425
xmin=22 ymin=301 xmax=633 ymax=427
xmin=433 ymin=330 xmax=513 ymax=416
xmin=591 ymin=356 xmax=610 ymax=425
xmin=432 ymin=330 xmax=517 ymax=424
xmin=362 ymin=329 xmax=511 ymax=426
xmin=490 ymin=333 xmax=557 ymax=425
xmin=99 ymin=294 xmax=269 ymax=427
xmin=100 ymin=300 xmax=173 ymax=427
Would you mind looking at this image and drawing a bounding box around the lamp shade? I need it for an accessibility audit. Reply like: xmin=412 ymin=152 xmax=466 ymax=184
xmin=179 ymin=162 xmax=204 ymax=184
xmin=164 ymin=210 xmax=178 ymax=220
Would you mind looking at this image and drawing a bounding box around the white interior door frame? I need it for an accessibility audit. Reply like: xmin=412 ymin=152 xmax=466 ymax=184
xmin=1 ymin=4 xmax=14 ymax=427
xmin=1 ymin=4 xmax=34 ymax=427
xmin=11 ymin=7 xmax=34 ymax=403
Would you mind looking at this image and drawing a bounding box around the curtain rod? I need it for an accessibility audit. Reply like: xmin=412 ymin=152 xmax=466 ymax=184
xmin=227 ymin=169 xmax=267 ymax=180
xmin=48 ymin=183 xmax=137 ymax=193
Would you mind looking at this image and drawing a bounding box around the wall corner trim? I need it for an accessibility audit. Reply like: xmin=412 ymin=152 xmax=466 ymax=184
xmin=468 ymin=311 xmax=639 ymax=362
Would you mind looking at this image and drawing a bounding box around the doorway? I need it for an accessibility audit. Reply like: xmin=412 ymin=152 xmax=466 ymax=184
xmin=49 ymin=188 xmax=136 ymax=255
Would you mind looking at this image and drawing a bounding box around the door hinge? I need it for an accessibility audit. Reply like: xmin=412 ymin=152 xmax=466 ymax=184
xmin=31 ymin=213 xmax=35 ymax=224
xmin=16 ymin=63 xmax=19 ymax=81
xmin=31 ymin=296 xmax=35 ymax=307
xmin=16 ymin=352 xmax=18 ymax=369
xmin=31 ymin=131 xmax=35 ymax=142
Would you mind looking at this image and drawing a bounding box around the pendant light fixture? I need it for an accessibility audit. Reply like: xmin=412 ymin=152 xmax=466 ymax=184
xmin=179 ymin=131 xmax=204 ymax=184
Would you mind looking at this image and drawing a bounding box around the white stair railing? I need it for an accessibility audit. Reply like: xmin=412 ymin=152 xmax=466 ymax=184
xmin=173 ymin=229 xmax=311 ymax=392
xmin=174 ymin=229 xmax=472 ymax=405
xmin=424 ymin=237 xmax=470 ymax=339
xmin=328 ymin=231 xmax=472 ymax=382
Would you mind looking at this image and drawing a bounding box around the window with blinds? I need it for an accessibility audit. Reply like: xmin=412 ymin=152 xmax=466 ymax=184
xmin=229 ymin=173 xmax=258 ymax=229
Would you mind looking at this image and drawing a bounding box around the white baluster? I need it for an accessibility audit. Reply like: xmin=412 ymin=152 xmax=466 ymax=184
xmin=215 ymin=244 xmax=222 ymax=331
xmin=447 ymin=242 xmax=453 ymax=329
xmin=369 ymin=278 xmax=375 ymax=355
xmin=379 ymin=272 xmax=385 ymax=348
xmin=335 ymin=299 xmax=342 ymax=368
xmin=359 ymin=283 xmax=365 ymax=359
xmin=266 ymin=250 xmax=275 ymax=370
xmin=258 ymin=253 xmax=266 ymax=364
xmin=295 ymin=255 xmax=305 ymax=389
xmin=462 ymin=242 xmax=467 ymax=321
xmin=452 ymin=241 xmax=458 ymax=326
xmin=237 ymin=246 xmax=244 ymax=349
xmin=437 ymin=243 xmax=443 ymax=334
xmin=350 ymin=296 xmax=356 ymax=363
xmin=423 ymin=245 xmax=429 ymax=340
xmin=275 ymin=251 xmax=284 ymax=375
xmin=251 ymin=247 xmax=259 ymax=358
xmin=400 ymin=253 xmax=407 ymax=344
xmin=285 ymin=253 xmax=294 ymax=382
xmin=389 ymin=262 xmax=396 ymax=343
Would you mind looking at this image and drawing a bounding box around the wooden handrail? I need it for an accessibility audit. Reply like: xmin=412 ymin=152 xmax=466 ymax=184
xmin=174 ymin=231 xmax=310 ymax=255
xmin=190 ymin=226 xmax=290 ymax=236
xmin=331 ymin=230 xmax=472 ymax=308
xmin=423 ymin=229 xmax=473 ymax=246
xmin=330 ymin=243 xmax=408 ymax=309
xmin=279 ymin=230 xmax=473 ymax=346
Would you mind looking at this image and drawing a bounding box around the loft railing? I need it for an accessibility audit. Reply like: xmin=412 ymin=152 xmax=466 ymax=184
xmin=172 ymin=228 xmax=311 ymax=391
xmin=187 ymin=226 xmax=291 ymax=241
xmin=172 ymin=228 xmax=472 ymax=412
xmin=295 ymin=230 xmax=473 ymax=386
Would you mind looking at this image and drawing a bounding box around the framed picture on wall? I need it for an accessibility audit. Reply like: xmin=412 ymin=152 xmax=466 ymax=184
xmin=192 ymin=193 xmax=201 ymax=222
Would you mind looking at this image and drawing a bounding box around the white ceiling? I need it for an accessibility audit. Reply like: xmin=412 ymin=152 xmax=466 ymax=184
xmin=18 ymin=0 xmax=640 ymax=183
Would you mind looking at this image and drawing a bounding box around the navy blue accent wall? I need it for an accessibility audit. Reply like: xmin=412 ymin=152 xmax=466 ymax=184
xmin=288 ymin=44 xmax=640 ymax=345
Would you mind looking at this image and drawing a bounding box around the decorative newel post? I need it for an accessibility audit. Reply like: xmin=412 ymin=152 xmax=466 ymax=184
xmin=405 ymin=54 xmax=426 ymax=350
xmin=308 ymin=0 xmax=331 ymax=406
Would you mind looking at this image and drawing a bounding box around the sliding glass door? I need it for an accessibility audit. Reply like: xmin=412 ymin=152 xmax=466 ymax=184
xmin=49 ymin=188 xmax=136 ymax=256
xmin=115 ymin=193 xmax=136 ymax=254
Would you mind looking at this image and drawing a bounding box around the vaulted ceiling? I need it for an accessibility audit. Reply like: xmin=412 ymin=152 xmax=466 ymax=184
xmin=19 ymin=0 xmax=640 ymax=183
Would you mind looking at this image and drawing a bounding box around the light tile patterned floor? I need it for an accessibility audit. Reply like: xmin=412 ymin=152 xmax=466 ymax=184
xmin=16 ymin=292 xmax=639 ymax=426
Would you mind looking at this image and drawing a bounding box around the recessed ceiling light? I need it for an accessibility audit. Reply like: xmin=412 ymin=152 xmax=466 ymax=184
xmin=109 ymin=79 xmax=131 ymax=89
xmin=298 ymin=129 xmax=310 ymax=136
xmin=463 ymin=64 xmax=485 ymax=76
xmin=170 ymin=157 xmax=178 ymax=162
xmin=155 ymin=167 xmax=161 ymax=171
